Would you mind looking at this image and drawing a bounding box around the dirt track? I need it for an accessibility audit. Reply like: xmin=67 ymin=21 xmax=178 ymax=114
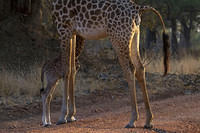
xmin=0 ymin=91 xmax=200 ymax=133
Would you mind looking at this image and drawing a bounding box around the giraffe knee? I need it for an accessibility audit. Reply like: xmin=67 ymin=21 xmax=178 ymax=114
xmin=135 ymin=65 xmax=145 ymax=78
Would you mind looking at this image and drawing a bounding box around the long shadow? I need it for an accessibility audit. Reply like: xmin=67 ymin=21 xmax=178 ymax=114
xmin=69 ymin=123 xmax=176 ymax=133
xmin=151 ymin=127 xmax=176 ymax=133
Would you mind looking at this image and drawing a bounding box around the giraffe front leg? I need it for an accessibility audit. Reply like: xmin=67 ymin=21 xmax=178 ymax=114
xmin=56 ymin=78 xmax=69 ymax=125
xmin=67 ymin=35 xmax=77 ymax=122
xmin=41 ymin=93 xmax=48 ymax=126
xmin=67 ymin=35 xmax=84 ymax=122
xmin=57 ymin=31 xmax=73 ymax=125
xmin=67 ymin=73 xmax=77 ymax=122
xmin=46 ymin=82 xmax=57 ymax=126
xmin=46 ymin=96 xmax=52 ymax=126
xmin=41 ymin=82 xmax=55 ymax=127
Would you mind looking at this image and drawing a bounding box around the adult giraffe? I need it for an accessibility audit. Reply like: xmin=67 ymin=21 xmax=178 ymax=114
xmin=41 ymin=0 xmax=170 ymax=128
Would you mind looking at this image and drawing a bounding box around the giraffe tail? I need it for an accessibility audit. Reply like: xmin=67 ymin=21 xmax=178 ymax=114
xmin=139 ymin=6 xmax=170 ymax=76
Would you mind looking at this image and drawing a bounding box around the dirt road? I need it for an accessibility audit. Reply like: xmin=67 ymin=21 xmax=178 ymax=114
xmin=0 ymin=90 xmax=200 ymax=133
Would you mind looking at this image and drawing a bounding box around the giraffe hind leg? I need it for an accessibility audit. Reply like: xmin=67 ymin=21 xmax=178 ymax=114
xmin=109 ymin=36 xmax=139 ymax=128
xmin=125 ymin=62 xmax=139 ymax=128
xmin=130 ymin=27 xmax=153 ymax=129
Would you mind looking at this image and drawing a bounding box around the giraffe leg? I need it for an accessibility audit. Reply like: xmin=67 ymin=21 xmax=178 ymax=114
xmin=41 ymin=78 xmax=57 ymax=127
xmin=46 ymin=81 xmax=58 ymax=125
xmin=110 ymin=37 xmax=139 ymax=128
xmin=67 ymin=75 xmax=77 ymax=122
xmin=130 ymin=27 xmax=153 ymax=129
xmin=66 ymin=35 xmax=85 ymax=122
xmin=135 ymin=65 xmax=153 ymax=129
xmin=125 ymin=64 xmax=139 ymax=128
xmin=41 ymin=93 xmax=48 ymax=126
xmin=56 ymin=78 xmax=68 ymax=125
xmin=57 ymin=28 xmax=73 ymax=125
xmin=67 ymin=35 xmax=77 ymax=122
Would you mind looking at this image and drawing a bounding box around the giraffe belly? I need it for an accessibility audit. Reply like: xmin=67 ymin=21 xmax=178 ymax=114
xmin=76 ymin=27 xmax=107 ymax=40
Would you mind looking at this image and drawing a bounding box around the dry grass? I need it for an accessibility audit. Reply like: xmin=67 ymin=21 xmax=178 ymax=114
xmin=0 ymin=66 xmax=41 ymax=105
xmin=0 ymin=64 xmax=118 ymax=106
xmin=0 ymin=55 xmax=200 ymax=106
xmin=146 ymin=55 xmax=200 ymax=74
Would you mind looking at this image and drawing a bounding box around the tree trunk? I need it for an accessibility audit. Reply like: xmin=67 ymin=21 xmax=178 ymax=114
xmin=171 ymin=19 xmax=178 ymax=54
xmin=180 ymin=19 xmax=192 ymax=48
xmin=180 ymin=11 xmax=194 ymax=48
xmin=145 ymin=28 xmax=157 ymax=48
xmin=0 ymin=0 xmax=33 ymax=18
xmin=0 ymin=0 xmax=12 ymax=19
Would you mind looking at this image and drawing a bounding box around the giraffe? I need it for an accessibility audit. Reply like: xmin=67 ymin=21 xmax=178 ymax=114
xmin=43 ymin=0 xmax=170 ymax=129
xmin=40 ymin=35 xmax=85 ymax=127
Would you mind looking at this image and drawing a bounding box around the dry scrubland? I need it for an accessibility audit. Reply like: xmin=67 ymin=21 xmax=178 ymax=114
xmin=0 ymin=44 xmax=200 ymax=107
xmin=0 ymin=1 xmax=199 ymax=132
xmin=1 ymin=40 xmax=200 ymax=133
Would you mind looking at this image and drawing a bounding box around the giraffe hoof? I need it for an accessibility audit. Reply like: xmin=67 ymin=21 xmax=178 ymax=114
xmin=43 ymin=123 xmax=51 ymax=127
xmin=125 ymin=124 xmax=136 ymax=128
xmin=144 ymin=124 xmax=153 ymax=129
xmin=67 ymin=116 xmax=77 ymax=123
xmin=56 ymin=120 xmax=67 ymax=125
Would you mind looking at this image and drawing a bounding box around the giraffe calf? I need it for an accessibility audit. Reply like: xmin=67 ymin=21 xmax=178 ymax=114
xmin=40 ymin=35 xmax=84 ymax=126
xmin=40 ymin=55 xmax=80 ymax=126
